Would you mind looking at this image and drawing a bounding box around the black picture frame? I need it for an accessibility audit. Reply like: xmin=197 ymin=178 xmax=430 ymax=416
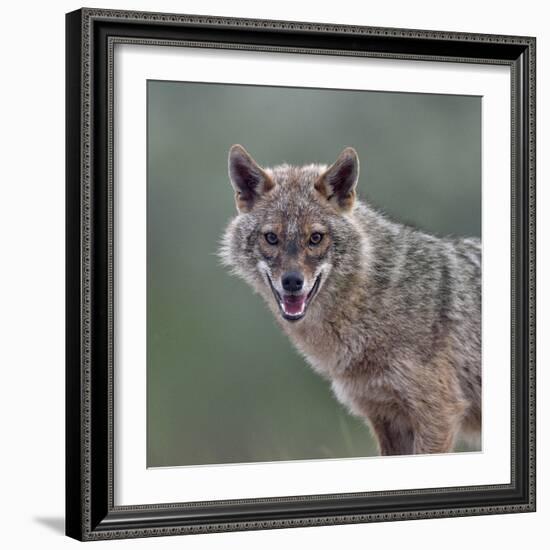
xmin=66 ymin=7 xmax=536 ymax=541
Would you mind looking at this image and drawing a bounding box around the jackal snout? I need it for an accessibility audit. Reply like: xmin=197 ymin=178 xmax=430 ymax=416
xmin=281 ymin=271 xmax=304 ymax=293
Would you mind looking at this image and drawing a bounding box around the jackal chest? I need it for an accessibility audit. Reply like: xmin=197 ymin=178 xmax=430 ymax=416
xmin=288 ymin=329 xmax=365 ymax=378
xmin=330 ymin=373 xmax=399 ymax=419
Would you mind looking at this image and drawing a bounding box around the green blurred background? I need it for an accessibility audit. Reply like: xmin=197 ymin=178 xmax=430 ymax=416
xmin=147 ymin=80 xmax=481 ymax=467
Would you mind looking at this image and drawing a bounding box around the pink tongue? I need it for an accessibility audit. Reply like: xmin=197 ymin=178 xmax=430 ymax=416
xmin=282 ymin=294 xmax=306 ymax=315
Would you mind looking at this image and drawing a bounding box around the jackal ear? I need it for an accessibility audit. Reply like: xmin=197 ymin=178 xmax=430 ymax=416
xmin=228 ymin=144 xmax=274 ymax=213
xmin=315 ymin=147 xmax=359 ymax=212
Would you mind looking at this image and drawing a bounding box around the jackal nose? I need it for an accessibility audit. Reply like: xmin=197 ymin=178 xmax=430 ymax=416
xmin=282 ymin=271 xmax=304 ymax=293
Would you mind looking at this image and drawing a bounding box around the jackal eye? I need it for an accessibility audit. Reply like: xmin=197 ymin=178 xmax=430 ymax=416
xmin=264 ymin=232 xmax=279 ymax=245
xmin=309 ymin=232 xmax=324 ymax=246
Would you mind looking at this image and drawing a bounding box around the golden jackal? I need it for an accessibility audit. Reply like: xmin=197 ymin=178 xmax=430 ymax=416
xmin=220 ymin=145 xmax=481 ymax=456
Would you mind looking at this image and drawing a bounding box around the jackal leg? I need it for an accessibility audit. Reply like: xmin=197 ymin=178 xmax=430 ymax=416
xmin=369 ymin=415 xmax=415 ymax=456
xmin=411 ymin=406 xmax=465 ymax=455
xmin=369 ymin=393 xmax=466 ymax=456
xmin=408 ymin=353 xmax=468 ymax=455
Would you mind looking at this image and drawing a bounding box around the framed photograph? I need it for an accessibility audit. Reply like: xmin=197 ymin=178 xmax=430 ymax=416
xmin=65 ymin=7 xmax=536 ymax=541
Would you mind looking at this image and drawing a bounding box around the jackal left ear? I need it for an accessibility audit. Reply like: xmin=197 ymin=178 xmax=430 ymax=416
xmin=315 ymin=147 xmax=359 ymax=212
xmin=228 ymin=144 xmax=275 ymax=213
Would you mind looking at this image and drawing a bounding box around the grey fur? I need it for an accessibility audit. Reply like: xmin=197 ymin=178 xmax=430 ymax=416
xmin=220 ymin=145 xmax=481 ymax=456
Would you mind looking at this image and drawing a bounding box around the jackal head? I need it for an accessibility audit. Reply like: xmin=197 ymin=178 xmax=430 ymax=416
xmin=220 ymin=145 xmax=364 ymax=323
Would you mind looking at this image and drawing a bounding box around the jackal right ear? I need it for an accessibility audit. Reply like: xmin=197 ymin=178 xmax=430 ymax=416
xmin=228 ymin=145 xmax=274 ymax=213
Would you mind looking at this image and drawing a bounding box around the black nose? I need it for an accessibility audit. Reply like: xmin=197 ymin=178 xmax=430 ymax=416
xmin=281 ymin=271 xmax=304 ymax=292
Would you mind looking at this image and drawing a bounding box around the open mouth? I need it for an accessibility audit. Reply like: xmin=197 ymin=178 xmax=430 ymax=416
xmin=267 ymin=274 xmax=322 ymax=322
